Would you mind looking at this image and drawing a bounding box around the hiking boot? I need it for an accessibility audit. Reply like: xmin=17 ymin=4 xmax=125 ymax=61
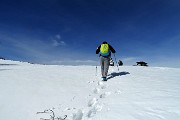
xmin=102 ymin=77 xmax=107 ymax=81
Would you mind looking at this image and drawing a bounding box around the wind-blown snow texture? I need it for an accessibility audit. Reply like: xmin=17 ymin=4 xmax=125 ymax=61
xmin=0 ymin=59 xmax=180 ymax=120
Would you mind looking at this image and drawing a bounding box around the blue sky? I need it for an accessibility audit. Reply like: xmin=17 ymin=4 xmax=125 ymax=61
xmin=0 ymin=0 xmax=180 ymax=67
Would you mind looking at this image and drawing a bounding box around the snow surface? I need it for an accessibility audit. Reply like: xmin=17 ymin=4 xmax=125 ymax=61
xmin=0 ymin=59 xmax=180 ymax=120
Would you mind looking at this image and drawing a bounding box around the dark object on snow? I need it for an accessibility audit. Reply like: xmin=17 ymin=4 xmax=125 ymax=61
xmin=136 ymin=61 xmax=148 ymax=66
xmin=109 ymin=58 xmax=114 ymax=66
xmin=0 ymin=57 xmax=5 ymax=60
xmin=118 ymin=60 xmax=123 ymax=66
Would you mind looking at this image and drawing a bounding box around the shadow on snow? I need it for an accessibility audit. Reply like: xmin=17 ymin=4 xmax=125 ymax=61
xmin=107 ymin=71 xmax=130 ymax=80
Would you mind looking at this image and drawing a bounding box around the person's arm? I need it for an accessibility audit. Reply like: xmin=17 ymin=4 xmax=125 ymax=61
xmin=109 ymin=44 xmax=116 ymax=53
xmin=96 ymin=45 xmax=101 ymax=54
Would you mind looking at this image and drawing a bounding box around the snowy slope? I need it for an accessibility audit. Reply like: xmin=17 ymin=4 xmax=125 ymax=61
xmin=0 ymin=59 xmax=180 ymax=120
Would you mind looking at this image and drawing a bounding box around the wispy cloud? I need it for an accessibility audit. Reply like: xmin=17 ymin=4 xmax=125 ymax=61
xmin=55 ymin=34 xmax=61 ymax=39
xmin=52 ymin=40 xmax=66 ymax=47
xmin=0 ymin=33 xmax=93 ymax=64
xmin=0 ymin=33 xmax=58 ymax=61
xmin=52 ymin=34 xmax=66 ymax=47
xmin=52 ymin=39 xmax=60 ymax=47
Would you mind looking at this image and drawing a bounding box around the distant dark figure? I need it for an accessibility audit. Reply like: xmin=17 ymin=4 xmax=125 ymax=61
xmin=109 ymin=58 xmax=114 ymax=66
xmin=136 ymin=61 xmax=148 ymax=66
xmin=118 ymin=60 xmax=123 ymax=66
xmin=0 ymin=57 xmax=5 ymax=60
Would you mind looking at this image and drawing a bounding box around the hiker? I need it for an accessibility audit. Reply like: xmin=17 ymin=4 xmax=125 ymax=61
xmin=96 ymin=41 xmax=116 ymax=81
xmin=118 ymin=60 xmax=123 ymax=66
xmin=109 ymin=58 xmax=114 ymax=66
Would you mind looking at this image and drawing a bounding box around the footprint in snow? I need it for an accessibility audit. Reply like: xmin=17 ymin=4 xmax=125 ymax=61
xmin=93 ymin=88 xmax=100 ymax=94
xmin=100 ymin=92 xmax=111 ymax=98
xmin=101 ymin=84 xmax=107 ymax=89
xmin=87 ymin=103 xmax=103 ymax=118
xmin=73 ymin=109 xmax=83 ymax=120
xmin=88 ymin=81 xmax=95 ymax=84
xmin=88 ymin=98 xmax=98 ymax=107
xmin=64 ymin=107 xmax=71 ymax=111
xmin=98 ymin=81 xmax=103 ymax=86
xmin=115 ymin=90 xmax=122 ymax=94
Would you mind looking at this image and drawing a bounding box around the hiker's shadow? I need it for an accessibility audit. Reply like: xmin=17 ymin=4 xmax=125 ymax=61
xmin=107 ymin=71 xmax=130 ymax=80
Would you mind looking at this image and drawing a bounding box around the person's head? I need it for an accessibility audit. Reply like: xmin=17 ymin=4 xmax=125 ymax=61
xmin=102 ymin=41 xmax=107 ymax=44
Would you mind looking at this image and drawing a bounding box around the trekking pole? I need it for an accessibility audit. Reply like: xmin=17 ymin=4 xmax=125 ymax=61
xmin=113 ymin=53 xmax=120 ymax=71
xmin=95 ymin=65 xmax=97 ymax=76
xmin=95 ymin=54 xmax=99 ymax=76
